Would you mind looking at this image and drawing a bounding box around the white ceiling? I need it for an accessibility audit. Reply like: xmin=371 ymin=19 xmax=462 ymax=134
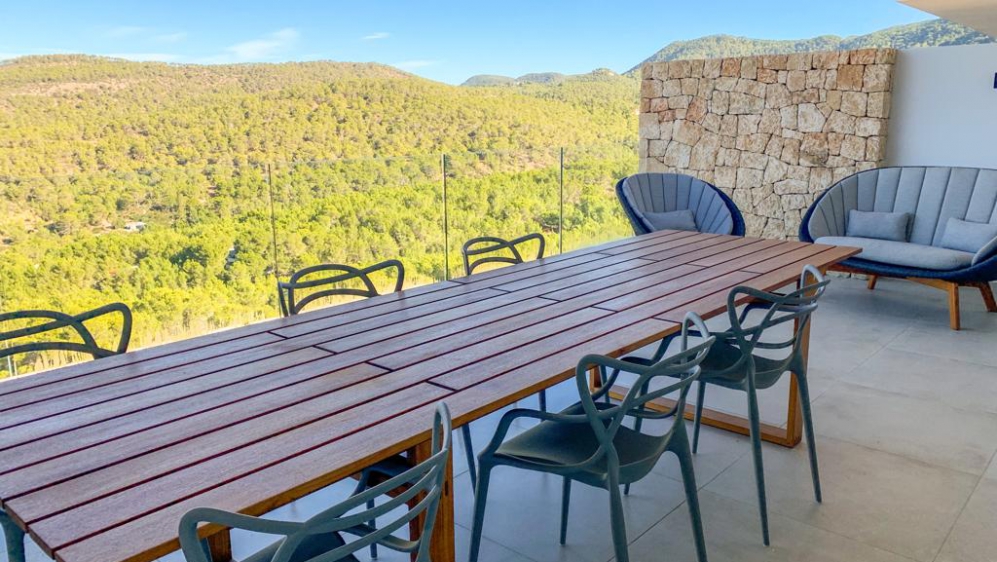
xmin=899 ymin=0 xmax=997 ymax=37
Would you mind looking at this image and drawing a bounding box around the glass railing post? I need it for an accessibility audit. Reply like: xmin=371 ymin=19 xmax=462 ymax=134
xmin=441 ymin=153 xmax=450 ymax=281
xmin=266 ymin=162 xmax=282 ymax=315
xmin=559 ymin=147 xmax=565 ymax=255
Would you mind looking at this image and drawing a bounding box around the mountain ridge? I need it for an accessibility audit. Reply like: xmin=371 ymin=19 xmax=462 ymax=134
xmin=462 ymin=19 xmax=992 ymax=85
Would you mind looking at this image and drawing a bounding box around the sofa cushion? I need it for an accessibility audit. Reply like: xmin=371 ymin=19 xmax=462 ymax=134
xmin=939 ymin=217 xmax=997 ymax=254
xmin=816 ymin=236 xmax=975 ymax=271
xmin=846 ymin=210 xmax=910 ymax=242
xmin=644 ymin=209 xmax=698 ymax=231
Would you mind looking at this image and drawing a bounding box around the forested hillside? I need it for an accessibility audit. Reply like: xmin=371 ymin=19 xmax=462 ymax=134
xmin=0 ymin=55 xmax=638 ymax=374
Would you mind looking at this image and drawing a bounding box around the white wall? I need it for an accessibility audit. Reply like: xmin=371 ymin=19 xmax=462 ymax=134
xmin=888 ymin=43 xmax=997 ymax=168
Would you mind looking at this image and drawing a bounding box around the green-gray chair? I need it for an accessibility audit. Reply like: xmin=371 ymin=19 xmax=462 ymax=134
xmin=680 ymin=265 xmax=829 ymax=546
xmin=1 ymin=302 xmax=133 ymax=562
xmin=459 ymin=233 xmax=547 ymax=491
xmin=278 ymin=260 xmax=405 ymax=317
xmin=468 ymin=313 xmax=715 ymax=562
xmin=179 ymin=403 xmax=452 ymax=562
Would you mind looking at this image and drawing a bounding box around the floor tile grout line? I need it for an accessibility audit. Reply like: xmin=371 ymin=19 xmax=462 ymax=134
xmin=929 ymin=448 xmax=997 ymax=562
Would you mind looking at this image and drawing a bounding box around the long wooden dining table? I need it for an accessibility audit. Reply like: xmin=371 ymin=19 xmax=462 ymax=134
xmin=0 ymin=229 xmax=858 ymax=562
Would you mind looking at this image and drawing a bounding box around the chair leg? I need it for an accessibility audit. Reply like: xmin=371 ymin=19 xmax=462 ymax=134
xmin=866 ymin=275 xmax=878 ymax=290
xmin=795 ymin=372 xmax=822 ymax=503
xmin=468 ymin=462 xmax=493 ymax=562
xmin=462 ymin=425 xmax=477 ymax=490
xmin=1 ymin=508 xmax=26 ymax=562
xmin=366 ymin=497 xmax=378 ymax=559
xmin=976 ymin=282 xmax=997 ymax=313
xmin=606 ymin=472 xmax=630 ymax=562
xmin=539 ymin=389 xmax=548 ymax=412
xmin=673 ymin=428 xmax=708 ymax=562
xmin=746 ymin=386 xmax=771 ymax=546
xmin=559 ymin=477 xmax=572 ymax=545
xmin=692 ymin=380 xmax=707 ymax=454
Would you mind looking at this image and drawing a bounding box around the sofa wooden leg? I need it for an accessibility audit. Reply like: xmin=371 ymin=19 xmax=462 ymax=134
xmin=976 ymin=282 xmax=997 ymax=313
xmin=866 ymin=275 xmax=878 ymax=290
xmin=948 ymin=283 xmax=961 ymax=331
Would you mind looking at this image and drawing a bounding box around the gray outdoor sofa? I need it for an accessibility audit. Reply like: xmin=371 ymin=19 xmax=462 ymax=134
xmin=800 ymin=166 xmax=997 ymax=330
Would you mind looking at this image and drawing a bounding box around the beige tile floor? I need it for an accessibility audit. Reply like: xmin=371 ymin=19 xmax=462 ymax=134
xmin=9 ymin=277 xmax=997 ymax=562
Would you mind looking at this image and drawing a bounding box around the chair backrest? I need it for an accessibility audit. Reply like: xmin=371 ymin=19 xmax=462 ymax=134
xmin=0 ymin=303 xmax=132 ymax=369
xmin=462 ymin=233 xmax=545 ymax=276
xmin=179 ymin=403 xmax=452 ymax=562
xmin=572 ymin=313 xmax=715 ymax=471
xmin=278 ymin=259 xmax=404 ymax=317
xmin=722 ymin=265 xmax=829 ymax=375
xmin=616 ymin=173 xmax=745 ymax=236
xmin=802 ymin=166 xmax=997 ymax=246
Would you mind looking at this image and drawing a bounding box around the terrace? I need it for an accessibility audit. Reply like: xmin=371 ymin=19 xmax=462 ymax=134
xmin=2 ymin=3 xmax=997 ymax=562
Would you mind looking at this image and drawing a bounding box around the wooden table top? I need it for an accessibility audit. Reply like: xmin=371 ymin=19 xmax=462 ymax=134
xmin=0 ymin=230 xmax=858 ymax=562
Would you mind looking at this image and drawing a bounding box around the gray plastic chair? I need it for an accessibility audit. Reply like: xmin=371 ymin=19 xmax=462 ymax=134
xmin=278 ymin=259 xmax=465 ymax=557
xmin=179 ymin=403 xmax=452 ymax=562
xmin=459 ymin=233 xmax=548 ymax=490
xmin=278 ymin=260 xmax=405 ymax=317
xmin=0 ymin=302 xmax=133 ymax=562
xmin=679 ymin=265 xmax=829 ymax=546
xmin=468 ymin=313 xmax=715 ymax=562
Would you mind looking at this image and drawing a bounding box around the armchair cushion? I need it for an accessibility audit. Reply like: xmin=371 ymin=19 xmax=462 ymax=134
xmin=846 ymin=210 xmax=910 ymax=242
xmin=816 ymin=236 xmax=974 ymax=271
xmin=940 ymin=217 xmax=997 ymax=255
xmin=644 ymin=209 xmax=698 ymax=232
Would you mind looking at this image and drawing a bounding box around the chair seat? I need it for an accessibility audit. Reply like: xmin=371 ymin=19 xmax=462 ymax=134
xmin=698 ymin=340 xmax=789 ymax=390
xmin=493 ymin=403 xmax=663 ymax=485
xmin=815 ymin=236 xmax=974 ymax=271
xmin=243 ymin=533 xmax=358 ymax=562
xmin=367 ymin=454 xmax=414 ymax=479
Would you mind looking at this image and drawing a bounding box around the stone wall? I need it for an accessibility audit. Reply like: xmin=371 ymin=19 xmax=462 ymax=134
xmin=638 ymin=49 xmax=897 ymax=239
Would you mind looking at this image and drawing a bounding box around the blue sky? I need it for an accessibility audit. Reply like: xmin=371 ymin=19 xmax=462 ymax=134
xmin=0 ymin=1 xmax=931 ymax=84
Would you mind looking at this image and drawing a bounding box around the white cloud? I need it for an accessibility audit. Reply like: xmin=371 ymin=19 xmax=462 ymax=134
xmin=105 ymin=26 xmax=147 ymax=38
xmin=363 ymin=32 xmax=390 ymax=40
xmin=0 ymin=53 xmax=22 ymax=60
xmin=105 ymin=53 xmax=181 ymax=62
xmin=225 ymin=28 xmax=299 ymax=61
xmin=394 ymin=59 xmax=441 ymax=69
xmin=153 ymin=32 xmax=187 ymax=44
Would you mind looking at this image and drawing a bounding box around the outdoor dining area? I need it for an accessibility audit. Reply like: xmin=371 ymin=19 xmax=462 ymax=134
xmin=2 ymin=167 xmax=997 ymax=562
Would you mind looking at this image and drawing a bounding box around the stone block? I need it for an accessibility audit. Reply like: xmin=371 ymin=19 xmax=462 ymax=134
xmin=720 ymin=115 xmax=738 ymax=136
xmin=741 ymin=57 xmax=757 ymax=79
xmin=690 ymin=133 xmax=721 ymax=169
xmin=687 ymin=97 xmax=708 ymax=122
xmin=648 ymin=139 xmax=668 ymax=157
xmin=798 ymin=103 xmax=826 ymax=132
xmin=837 ymin=64 xmax=865 ymax=91
xmin=856 ymin=117 xmax=886 ymax=137
xmin=826 ymin=111 xmax=857 ymax=134
xmin=759 ymin=109 xmax=782 ymax=134
xmin=664 ymin=142 xmax=692 ymax=167
xmin=673 ymin=120 xmax=704 ymax=145
xmin=867 ymin=92 xmax=891 ymax=118
xmin=715 ymin=76 xmax=738 ymax=92
xmin=668 ymin=60 xmax=692 ymax=79
xmin=639 ymin=114 xmax=660 ymax=139
xmin=681 ymin=78 xmax=700 ymax=95
xmin=729 ymin=92 xmax=764 ymax=114
xmin=810 ymin=167 xmax=833 ymax=192
xmin=787 ymin=70 xmax=807 ymax=92
xmin=867 ymin=136 xmax=887 ymax=162
xmin=703 ymin=58 xmax=722 ymax=78
xmin=736 ymin=167 xmax=764 ymax=189
xmin=762 ymin=54 xmax=789 ymax=70
xmin=841 ymin=91 xmax=868 ymax=117
xmin=710 ymin=90 xmax=730 ymax=114
xmin=702 ymin=113 xmax=722 ymax=133
xmin=863 ymin=64 xmax=892 ymax=92
xmin=735 ymin=78 xmax=767 ymax=98
xmin=740 ymin=151 xmax=769 ymax=170
xmin=840 ymin=134 xmax=866 ymax=160
xmin=650 ymin=98 xmax=669 ymax=113
xmin=738 ymin=114 xmax=762 ymax=135
xmin=757 ymin=68 xmax=778 ymax=83
xmin=721 ymin=58 xmax=741 ymax=77
xmin=661 ymin=79 xmax=682 ymax=97
xmin=714 ymin=166 xmax=737 ymax=188
xmin=765 ymin=83 xmax=792 ymax=109
xmin=850 ymin=49 xmax=878 ymax=65
xmin=813 ymin=51 xmax=839 ymax=69
xmin=787 ymin=52 xmax=813 ymax=70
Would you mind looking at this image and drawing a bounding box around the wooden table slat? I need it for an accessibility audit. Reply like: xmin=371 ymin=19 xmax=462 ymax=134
xmin=0 ymin=361 xmax=387 ymax=497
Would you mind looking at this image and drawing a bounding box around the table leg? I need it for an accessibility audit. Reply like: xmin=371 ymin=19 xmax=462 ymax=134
xmin=206 ymin=529 xmax=232 ymax=562
xmin=412 ymin=439 xmax=455 ymax=562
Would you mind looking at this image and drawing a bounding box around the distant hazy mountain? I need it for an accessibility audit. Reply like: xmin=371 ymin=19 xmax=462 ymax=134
xmin=462 ymin=69 xmax=618 ymax=87
xmin=629 ymin=19 xmax=992 ymax=73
